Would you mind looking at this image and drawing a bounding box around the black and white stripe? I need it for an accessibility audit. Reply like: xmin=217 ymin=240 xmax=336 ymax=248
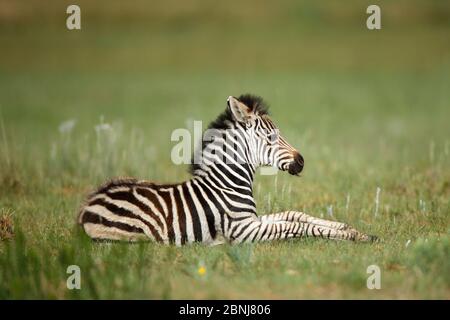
xmin=78 ymin=94 xmax=376 ymax=244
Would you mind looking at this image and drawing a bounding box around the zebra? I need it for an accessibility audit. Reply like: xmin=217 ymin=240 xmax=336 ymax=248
xmin=78 ymin=94 xmax=376 ymax=245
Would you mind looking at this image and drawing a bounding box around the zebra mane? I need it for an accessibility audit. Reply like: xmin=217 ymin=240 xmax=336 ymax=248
xmin=189 ymin=94 xmax=269 ymax=174
xmin=207 ymin=94 xmax=270 ymax=130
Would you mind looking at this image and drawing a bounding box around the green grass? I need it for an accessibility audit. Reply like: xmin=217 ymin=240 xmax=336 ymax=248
xmin=0 ymin=0 xmax=449 ymax=299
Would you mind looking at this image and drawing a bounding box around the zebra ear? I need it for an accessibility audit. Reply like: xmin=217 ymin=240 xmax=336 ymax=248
xmin=227 ymin=96 xmax=254 ymax=124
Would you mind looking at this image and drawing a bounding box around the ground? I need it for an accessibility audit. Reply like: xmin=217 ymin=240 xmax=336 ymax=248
xmin=0 ymin=0 xmax=449 ymax=299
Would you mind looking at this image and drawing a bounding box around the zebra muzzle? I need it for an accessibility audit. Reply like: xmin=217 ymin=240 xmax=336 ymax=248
xmin=288 ymin=153 xmax=304 ymax=175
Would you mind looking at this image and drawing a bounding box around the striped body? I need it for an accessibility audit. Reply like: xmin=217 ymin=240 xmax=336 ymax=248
xmin=78 ymin=95 xmax=376 ymax=244
xmin=79 ymin=177 xmax=254 ymax=245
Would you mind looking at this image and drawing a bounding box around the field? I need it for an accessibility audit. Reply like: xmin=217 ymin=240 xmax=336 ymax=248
xmin=0 ymin=0 xmax=449 ymax=299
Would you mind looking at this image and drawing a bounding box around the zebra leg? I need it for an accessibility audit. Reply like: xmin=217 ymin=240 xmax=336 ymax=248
xmin=259 ymin=211 xmax=377 ymax=241
xmin=260 ymin=211 xmax=351 ymax=230
xmin=226 ymin=217 xmax=374 ymax=244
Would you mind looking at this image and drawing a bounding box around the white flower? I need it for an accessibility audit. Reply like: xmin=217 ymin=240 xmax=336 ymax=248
xmin=327 ymin=205 xmax=334 ymax=217
xmin=95 ymin=123 xmax=112 ymax=133
xmin=59 ymin=119 xmax=76 ymax=133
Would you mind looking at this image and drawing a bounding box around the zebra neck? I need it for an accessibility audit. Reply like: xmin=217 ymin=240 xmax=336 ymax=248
xmin=192 ymin=154 xmax=256 ymax=193
xmin=192 ymin=161 xmax=255 ymax=194
xmin=191 ymin=125 xmax=258 ymax=195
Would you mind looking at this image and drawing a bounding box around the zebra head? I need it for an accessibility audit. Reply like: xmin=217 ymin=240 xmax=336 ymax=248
xmin=227 ymin=95 xmax=304 ymax=175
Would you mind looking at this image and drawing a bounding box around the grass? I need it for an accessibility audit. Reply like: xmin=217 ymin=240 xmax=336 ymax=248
xmin=0 ymin=0 xmax=449 ymax=299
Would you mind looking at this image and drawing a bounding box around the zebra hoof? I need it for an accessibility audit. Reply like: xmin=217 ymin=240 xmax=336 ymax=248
xmin=368 ymin=235 xmax=380 ymax=243
xmin=358 ymin=234 xmax=380 ymax=243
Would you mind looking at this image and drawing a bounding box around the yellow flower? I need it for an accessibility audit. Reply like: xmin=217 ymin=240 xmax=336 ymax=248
xmin=198 ymin=266 xmax=206 ymax=276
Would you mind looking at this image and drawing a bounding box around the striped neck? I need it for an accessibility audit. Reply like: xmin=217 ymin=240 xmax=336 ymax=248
xmin=191 ymin=125 xmax=256 ymax=194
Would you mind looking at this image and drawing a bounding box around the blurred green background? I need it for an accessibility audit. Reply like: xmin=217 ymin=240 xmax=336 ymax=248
xmin=0 ymin=0 xmax=449 ymax=299
xmin=1 ymin=0 xmax=449 ymax=183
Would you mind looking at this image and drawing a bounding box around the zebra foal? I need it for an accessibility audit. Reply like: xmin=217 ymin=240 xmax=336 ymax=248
xmin=78 ymin=94 xmax=376 ymax=244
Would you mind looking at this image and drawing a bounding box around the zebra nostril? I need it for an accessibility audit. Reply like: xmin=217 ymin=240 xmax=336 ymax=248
xmin=296 ymin=153 xmax=304 ymax=167
xmin=288 ymin=152 xmax=304 ymax=175
xmin=288 ymin=162 xmax=302 ymax=175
